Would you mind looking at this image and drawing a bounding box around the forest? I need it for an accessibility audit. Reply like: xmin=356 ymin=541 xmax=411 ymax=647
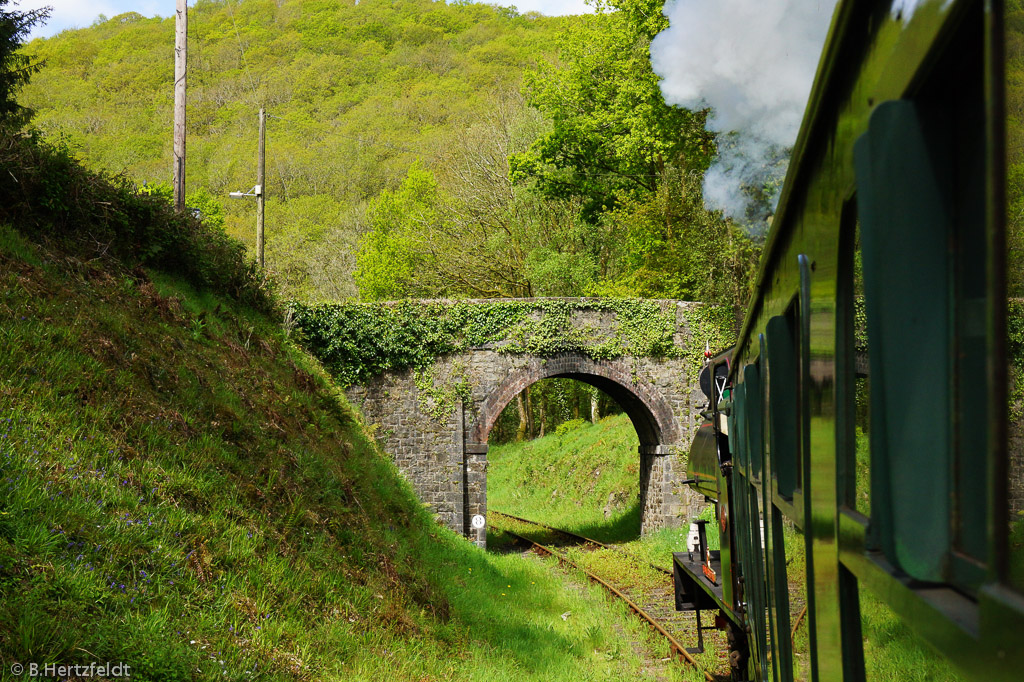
xmin=19 ymin=0 xmax=762 ymax=308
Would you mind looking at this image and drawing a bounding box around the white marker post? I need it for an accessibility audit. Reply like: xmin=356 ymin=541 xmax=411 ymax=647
xmin=470 ymin=513 xmax=486 ymax=547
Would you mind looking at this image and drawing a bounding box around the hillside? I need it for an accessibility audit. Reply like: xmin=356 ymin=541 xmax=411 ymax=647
xmin=0 ymin=128 xmax=676 ymax=680
xmin=19 ymin=0 xmax=564 ymax=300
xmin=18 ymin=0 xmax=763 ymax=308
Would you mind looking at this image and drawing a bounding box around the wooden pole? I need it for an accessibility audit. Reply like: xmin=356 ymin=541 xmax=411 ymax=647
xmin=173 ymin=0 xmax=187 ymax=211
xmin=257 ymin=107 xmax=266 ymax=268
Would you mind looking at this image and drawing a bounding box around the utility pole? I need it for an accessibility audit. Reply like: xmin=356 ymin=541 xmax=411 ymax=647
xmin=256 ymin=107 xmax=266 ymax=268
xmin=173 ymin=0 xmax=187 ymax=211
xmin=227 ymin=109 xmax=267 ymax=266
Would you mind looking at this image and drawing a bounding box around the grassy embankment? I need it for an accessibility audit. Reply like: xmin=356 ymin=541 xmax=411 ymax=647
xmin=0 ymin=131 xmax=674 ymax=681
xmin=488 ymin=413 xmax=963 ymax=682
xmin=488 ymin=413 xmax=702 ymax=570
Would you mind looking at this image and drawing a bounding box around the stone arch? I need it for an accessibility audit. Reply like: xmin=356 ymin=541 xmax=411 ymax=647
xmin=460 ymin=352 xmax=688 ymax=545
xmin=470 ymin=353 xmax=682 ymax=451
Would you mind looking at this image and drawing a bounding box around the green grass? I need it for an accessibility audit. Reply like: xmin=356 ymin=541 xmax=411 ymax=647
xmin=488 ymin=415 xmax=731 ymax=677
xmin=488 ymin=413 xmax=642 ymax=542
xmin=488 ymin=413 xmax=719 ymax=564
xmin=0 ymin=224 xmax=42 ymax=268
xmin=486 ymin=524 xmax=714 ymax=682
xmin=855 ymin=425 xmax=871 ymax=517
xmin=0 ymin=233 xmax=672 ymax=681
xmin=858 ymin=586 xmax=963 ymax=682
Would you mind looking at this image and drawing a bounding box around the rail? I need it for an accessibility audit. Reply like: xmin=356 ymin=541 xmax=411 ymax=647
xmin=489 ymin=512 xmax=720 ymax=682
xmin=489 ymin=510 xmax=673 ymax=577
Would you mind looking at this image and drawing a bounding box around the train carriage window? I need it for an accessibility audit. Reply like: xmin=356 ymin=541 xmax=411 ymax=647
xmin=766 ymin=307 xmax=801 ymax=500
xmin=854 ymin=98 xmax=953 ymax=582
xmin=918 ymin=2 xmax=989 ymax=588
xmin=745 ymin=364 xmax=764 ymax=482
xmin=838 ymin=202 xmax=871 ymax=521
xmin=853 ymin=0 xmax=989 ymax=588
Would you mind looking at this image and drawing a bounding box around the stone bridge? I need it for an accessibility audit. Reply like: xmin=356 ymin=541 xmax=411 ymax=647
xmin=296 ymin=298 xmax=735 ymax=547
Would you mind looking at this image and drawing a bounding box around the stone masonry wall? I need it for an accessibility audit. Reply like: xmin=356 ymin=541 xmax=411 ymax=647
xmin=339 ymin=300 xmax=1024 ymax=548
xmin=345 ymin=300 xmax=715 ymax=547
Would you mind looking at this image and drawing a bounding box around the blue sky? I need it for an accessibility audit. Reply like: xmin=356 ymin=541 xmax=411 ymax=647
xmin=19 ymin=0 xmax=594 ymax=40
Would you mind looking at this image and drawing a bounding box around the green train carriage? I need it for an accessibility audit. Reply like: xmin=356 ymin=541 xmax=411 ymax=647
xmin=672 ymin=0 xmax=1024 ymax=679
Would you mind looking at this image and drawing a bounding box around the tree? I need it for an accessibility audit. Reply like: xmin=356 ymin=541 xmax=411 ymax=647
xmin=598 ymin=166 xmax=760 ymax=307
xmin=509 ymin=0 xmax=712 ymax=221
xmin=0 ymin=0 xmax=49 ymax=127
xmin=436 ymin=92 xmax=603 ymax=298
xmin=508 ymin=0 xmax=762 ymax=306
xmin=139 ymin=182 xmax=226 ymax=233
xmin=489 ymin=379 xmax=625 ymax=444
xmin=355 ymin=93 xmax=606 ymax=301
xmin=354 ymin=162 xmax=438 ymax=301
xmin=16 ymin=0 xmax=567 ymax=301
xmin=184 ymin=186 xmax=226 ymax=231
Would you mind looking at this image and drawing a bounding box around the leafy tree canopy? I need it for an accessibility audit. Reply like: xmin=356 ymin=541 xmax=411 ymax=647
xmin=21 ymin=0 xmax=760 ymax=308
xmin=354 ymin=161 xmax=437 ymax=301
xmin=509 ymin=0 xmax=713 ymax=221
xmin=19 ymin=0 xmax=564 ymax=300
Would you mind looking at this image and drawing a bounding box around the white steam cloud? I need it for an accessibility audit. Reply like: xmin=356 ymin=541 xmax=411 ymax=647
xmin=650 ymin=0 xmax=838 ymax=229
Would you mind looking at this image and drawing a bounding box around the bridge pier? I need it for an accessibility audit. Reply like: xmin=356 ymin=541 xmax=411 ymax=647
xmin=464 ymin=441 xmax=488 ymax=548
xmin=640 ymin=445 xmax=684 ymax=534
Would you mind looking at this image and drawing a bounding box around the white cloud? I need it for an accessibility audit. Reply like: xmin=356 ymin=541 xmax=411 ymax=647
xmin=650 ymin=0 xmax=837 ymax=226
xmin=19 ymin=0 xmax=166 ymax=39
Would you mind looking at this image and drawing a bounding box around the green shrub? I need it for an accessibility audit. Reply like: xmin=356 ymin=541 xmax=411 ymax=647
xmin=0 ymin=130 xmax=275 ymax=312
xmin=289 ymin=298 xmax=728 ymax=387
xmin=554 ymin=418 xmax=586 ymax=435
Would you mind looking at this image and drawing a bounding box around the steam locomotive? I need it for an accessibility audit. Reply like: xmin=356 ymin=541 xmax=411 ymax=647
xmin=671 ymin=0 xmax=1024 ymax=680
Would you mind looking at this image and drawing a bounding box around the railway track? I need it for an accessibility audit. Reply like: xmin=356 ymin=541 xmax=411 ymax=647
xmin=490 ymin=510 xmax=674 ymax=576
xmin=489 ymin=511 xmax=729 ymax=682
